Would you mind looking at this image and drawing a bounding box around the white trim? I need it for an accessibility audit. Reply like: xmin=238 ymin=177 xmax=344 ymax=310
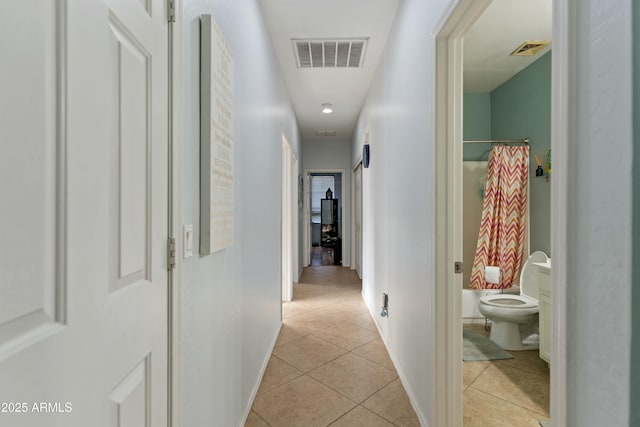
xmin=350 ymin=138 xmax=365 ymax=276
xmin=55 ymin=0 xmax=68 ymax=327
xmin=169 ymin=0 xmax=183 ymax=425
xmin=303 ymin=168 xmax=347 ymax=267
xmin=353 ymin=154 xmax=363 ymax=171
xmin=351 ymin=161 xmax=363 ymax=279
xmin=434 ymin=1 xmax=493 ymax=426
xmin=364 ymin=298 xmax=426 ymax=426
xmin=282 ymin=136 xmax=294 ymax=302
xmin=239 ymin=322 xmax=282 ymax=427
xmin=550 ymin=0 xmax=569 ymax=423
xmin=304 ymin=172 xmax=311 ymax=266
xmin=292 ymin=155 xmax=300 ymax=283
xmin=351 ymin=166 xmax=356 ymax=273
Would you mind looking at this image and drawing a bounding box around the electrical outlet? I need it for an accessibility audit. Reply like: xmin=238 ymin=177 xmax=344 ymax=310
xmin=381 ymin=293 xmax=389 ymax=317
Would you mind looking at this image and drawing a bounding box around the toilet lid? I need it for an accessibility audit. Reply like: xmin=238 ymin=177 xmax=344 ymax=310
xmin=480 ymin=294 xmax=538 ymax=309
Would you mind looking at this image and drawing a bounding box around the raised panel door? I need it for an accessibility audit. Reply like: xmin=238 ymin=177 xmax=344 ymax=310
xmin=0 ymin=1 xmax=169 ymax=425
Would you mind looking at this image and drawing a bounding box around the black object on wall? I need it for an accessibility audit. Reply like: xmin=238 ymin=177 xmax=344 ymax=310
xmin=363 ymin=144 xmax=370 ymax=168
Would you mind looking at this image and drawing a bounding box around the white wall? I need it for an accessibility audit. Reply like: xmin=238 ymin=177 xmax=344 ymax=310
xmin=303 ymin=139 xmax=352 ymax=266
xmin=563 ymin=1 xmax=632 ymax=425
xmin=632 ymin=2 xmax=640 ymax=424
xmin=351 ymin=0 xmax=455 ymax=423
xmin=180 ymin=1 xmax=301 ymax=425
xmin=353 ymin=0 xmax=634 ymax=425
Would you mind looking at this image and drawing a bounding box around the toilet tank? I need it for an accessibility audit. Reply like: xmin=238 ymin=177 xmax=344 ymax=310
xmin=520 ymin=251 xmax=549 ymax=300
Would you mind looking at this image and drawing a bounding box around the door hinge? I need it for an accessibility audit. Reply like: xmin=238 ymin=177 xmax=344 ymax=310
xmin=454 ymin=261 xmax=463 ymax=274
xmin=167 ymin=237 xmax=176 ymax=271
xmin=167 ymin=0 xmax=176 ymax=23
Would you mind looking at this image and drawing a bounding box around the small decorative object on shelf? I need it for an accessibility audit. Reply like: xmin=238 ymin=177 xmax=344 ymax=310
xmin=534 ymin=154 xmax=544 ymax=177
xmin=534 ymin=150 xmax=551 ymax=181
xmin=326 ymin=188 xmax=333 ymax=199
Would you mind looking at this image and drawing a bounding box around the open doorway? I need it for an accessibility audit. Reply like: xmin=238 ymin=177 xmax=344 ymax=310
xmin=435 ymin=0 xmax=564 ymax=426
xmin=309 ymin=173 xmax=343 ymax=266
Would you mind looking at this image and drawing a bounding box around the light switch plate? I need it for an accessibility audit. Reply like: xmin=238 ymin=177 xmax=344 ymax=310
xmin=183 ymin=224 xmax=193 ymax=258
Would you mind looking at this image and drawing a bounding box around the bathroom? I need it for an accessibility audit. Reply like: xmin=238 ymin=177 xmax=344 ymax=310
xmin=461 ymin=47 xmax=551 ymax=321
xmin=461 ymin=1 xmax=552 ymax=425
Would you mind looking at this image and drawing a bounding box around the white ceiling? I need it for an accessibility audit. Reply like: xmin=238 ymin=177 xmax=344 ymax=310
xmin=464 ymin=0 xmax=552 ymax=93
xmin=259 ymin=0 xmax=552 ymax=141
xmin=259 ymin=0 xmax=400 ymax=140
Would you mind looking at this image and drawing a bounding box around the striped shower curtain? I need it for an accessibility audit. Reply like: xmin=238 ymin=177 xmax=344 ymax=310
xmin=469 ymin=145 xmax=529 ymax=289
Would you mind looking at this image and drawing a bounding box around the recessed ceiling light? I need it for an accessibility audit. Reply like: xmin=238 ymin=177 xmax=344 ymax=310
xmin=322 ymin=103 xmax=333 ymax=114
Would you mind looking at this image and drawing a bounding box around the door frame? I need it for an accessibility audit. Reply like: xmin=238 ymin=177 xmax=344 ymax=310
xmin=303 ymin=168 xmax=346 ymax=267
xmin=169 ymin=0 xmax=183 ymax=424
xmin=434 ymin=0 xmax=568 ymax=426
xmin=292 ymin=155 xmax=300 ymax=282
xmin=281 ymin=135 xmax=297 ymax=302
xmin=351 ymin=161 xmax=363 ymax=279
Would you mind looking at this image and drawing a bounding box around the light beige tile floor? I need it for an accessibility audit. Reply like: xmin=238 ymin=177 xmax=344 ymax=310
xmin=463 ymin=323 xmax=550 ymax=426
xmin=247 ymin=266 xmax=420 ymax=427
xmin=247 ymin=268 xmax=549 ymax=426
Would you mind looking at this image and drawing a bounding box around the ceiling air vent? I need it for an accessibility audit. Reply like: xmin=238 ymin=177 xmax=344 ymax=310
xmin=315 ymin=131 xmax=337 ymax=137
xmin=510 ymin=40 xmax=551 ymax=56
xmin=293 ymin=38 xmax=368 ymax=68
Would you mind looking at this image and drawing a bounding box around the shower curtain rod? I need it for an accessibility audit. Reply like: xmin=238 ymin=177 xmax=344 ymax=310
xmin=463 ymin=138 xmax=529 ymax=145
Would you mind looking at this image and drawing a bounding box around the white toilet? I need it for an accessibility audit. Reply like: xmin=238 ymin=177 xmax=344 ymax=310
xmin=478 ymin=251 xmax=549 ymax=351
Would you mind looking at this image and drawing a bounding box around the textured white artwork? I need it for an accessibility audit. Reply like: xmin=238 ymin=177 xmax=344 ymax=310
xmin=200 ymin=15 xmax=234 ymax=254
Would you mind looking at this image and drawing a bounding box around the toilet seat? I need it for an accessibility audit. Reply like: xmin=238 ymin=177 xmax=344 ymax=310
xmin=480 ymin=294 xmax=538 ymax=309
xmin=477 ymin=251 xmax=549 ymax=350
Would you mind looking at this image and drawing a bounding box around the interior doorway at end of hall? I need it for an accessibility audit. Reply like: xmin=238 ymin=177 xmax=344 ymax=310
xmin=309 ymin=172 xmax=343 ymax=266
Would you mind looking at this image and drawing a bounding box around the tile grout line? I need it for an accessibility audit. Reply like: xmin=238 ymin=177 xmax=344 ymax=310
xmin=305 ymin=354 xmax=398 ymax=404
xmin=250 ymin=409 xmax=272 ymax=427
xmin=326 ymin=405 xmax=360 ymax=426
xmin=493 ymin=358 xmax=551 ymax=377
xmin=272 ymin=332 xmax=397 ymax=419
xmin=467 ymin=382 xmax=550 ymax=418
xmin=464 ymin=361 xmax=492 ymax=389
xmin=251 ymin=268 xmax=419 ymax=426
xmin=463 ymin=324 xmax=550 ymax=422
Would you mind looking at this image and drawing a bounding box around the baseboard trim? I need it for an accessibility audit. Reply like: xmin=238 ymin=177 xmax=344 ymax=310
xmin=239 ymin=320 xmax=282 ymax=427
xmin=363 ymin=294 xmax=429 ymax=427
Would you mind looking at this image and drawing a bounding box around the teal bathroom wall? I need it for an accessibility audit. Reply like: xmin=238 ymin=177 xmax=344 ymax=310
xmin=463 ymin=92 xmax=492 ymax=160
xmin=490 ymin=52 xmax=551 ymax=255
xmin=631 ymin=1 xmax=640 ymax=423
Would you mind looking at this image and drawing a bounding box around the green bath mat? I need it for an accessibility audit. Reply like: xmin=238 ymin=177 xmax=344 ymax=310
xmin=463 ymin=328 xmax=513 ymax=362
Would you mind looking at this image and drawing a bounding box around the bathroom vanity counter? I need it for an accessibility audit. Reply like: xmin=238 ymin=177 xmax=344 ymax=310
xmin=534 ymin=261 xmax=551 ymax=364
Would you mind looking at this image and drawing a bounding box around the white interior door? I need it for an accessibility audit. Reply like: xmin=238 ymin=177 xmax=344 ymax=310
xmin=0 ymin=1 xmax=170 ymax=425
xmin=354 ymin=163 xmax=363 ymax=278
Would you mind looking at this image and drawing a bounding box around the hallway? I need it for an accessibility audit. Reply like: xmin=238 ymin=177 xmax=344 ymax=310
xmin=0 ymin=1 xmax=635 ymax=426
xmin=246 ymin=267 xmax=419 ymax=427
